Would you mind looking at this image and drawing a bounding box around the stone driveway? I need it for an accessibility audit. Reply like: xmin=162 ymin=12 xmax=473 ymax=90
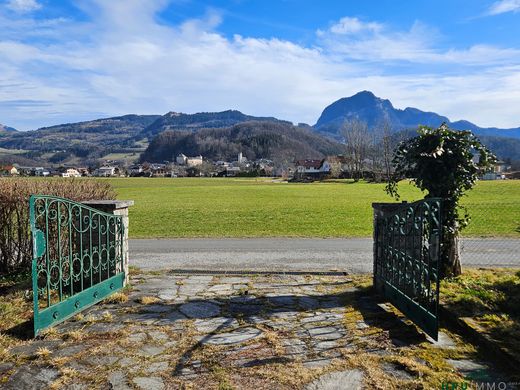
xmin=2 ymin=271 xmax=516 ymax=389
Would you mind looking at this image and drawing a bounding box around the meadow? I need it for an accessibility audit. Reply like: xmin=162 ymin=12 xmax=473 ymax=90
xmin=108 ymin=178 xmax=520 ymax=238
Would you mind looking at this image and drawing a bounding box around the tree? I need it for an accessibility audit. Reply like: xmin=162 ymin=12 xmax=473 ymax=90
xmin=341 ymin=119 xmax=371 ymax=181
xmin=386 ymin=123 xmax=496 ymax=278
xmin=379 ymin=119 xmax=394 ymax=181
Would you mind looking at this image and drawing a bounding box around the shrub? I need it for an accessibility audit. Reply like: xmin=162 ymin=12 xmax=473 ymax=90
xmin=0 ymin=178 xmax=115 ymax=275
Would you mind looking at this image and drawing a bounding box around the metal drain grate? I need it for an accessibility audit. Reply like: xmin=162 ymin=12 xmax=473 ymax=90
xmin=168 ymin=269 xmax=349 ymax=276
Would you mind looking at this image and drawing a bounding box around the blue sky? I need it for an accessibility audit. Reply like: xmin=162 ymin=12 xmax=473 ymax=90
xmin=1 ymin=0 xmax=520 ymax=130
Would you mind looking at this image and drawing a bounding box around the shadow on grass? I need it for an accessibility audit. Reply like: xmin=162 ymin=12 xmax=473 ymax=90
xmin=1 ymin=272 xmax=34 ymax=341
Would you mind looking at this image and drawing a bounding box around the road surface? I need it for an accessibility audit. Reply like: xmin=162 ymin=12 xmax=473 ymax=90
xmin=129 ymin=238 xmax=520 ymax=273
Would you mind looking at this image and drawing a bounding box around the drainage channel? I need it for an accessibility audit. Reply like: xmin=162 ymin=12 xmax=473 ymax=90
xmin=168 ymin=269 xmax=349 ymax=276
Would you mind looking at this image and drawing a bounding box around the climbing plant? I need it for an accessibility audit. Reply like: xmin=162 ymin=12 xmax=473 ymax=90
xmin=386 ymin=123 xmax=496 ymax=277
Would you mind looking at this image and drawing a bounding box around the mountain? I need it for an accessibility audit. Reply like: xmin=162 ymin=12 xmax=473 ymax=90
xmin=0 ymin=114 xmax=160 ymax=163
xmin=140 ymin=110 xmax=291 ymax=139
xmin=0 ymin=123 xmax=17 ymax=133
xmin=314 ymin=91 xmax=520 ymax=139
xmin=140 ymin=121 xmax=343 ymax=163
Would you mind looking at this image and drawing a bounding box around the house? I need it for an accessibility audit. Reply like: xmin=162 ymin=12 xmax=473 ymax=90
xmin=238 ymin=152 xmax=247 ymax=164
xmin=129 ymin=164 xmax=144 ymax=176
xmin=176 ymin=154 xmax=188 ymax=165
xmin=494 ymin=160 xmax=510 ymax=173
xmin=186 ymin=156 xmax=203 ymax=167
xmin=0 ymin=165 xmax=18 ymax=176
xmin=76 ymin=167 xmax=90 ymax=176
xmin=34 ymin=167 xmax=50 ymax=177
xmin=62 ymin=168 xmax=81 ymax=178
xmin=481 ymin=160 xmax=511 ymax=180
xmin=94 ymin=166 xmax=118 ymax=177
xmin=225 ymin=166 xmax=241 ymax=177
xmin=294 ymin=159 xmax=330 ymax=179
xmin=149 ymin=163 xmax=167 ymax=177
xmin=16 ymin=166 xmax=35 ymax=176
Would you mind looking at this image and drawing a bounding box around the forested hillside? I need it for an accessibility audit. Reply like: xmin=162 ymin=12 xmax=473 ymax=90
xmin=140 ymin=121 xmax=343 ymax=163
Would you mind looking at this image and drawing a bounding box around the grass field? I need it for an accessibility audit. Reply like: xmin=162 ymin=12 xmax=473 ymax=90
xmin=108 ymin=178 xmax=520 ymax=238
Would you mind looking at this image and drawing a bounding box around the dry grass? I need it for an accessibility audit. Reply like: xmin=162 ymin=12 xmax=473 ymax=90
xmin=137 ymin=296 xmax=161 ymax=305
xmin=103 ymin=292 xmax=128 ymax=304
xmin=441 ymin=267 xmax=520 ymax=362
xmin=0 ymin=177 xmax=115 ymax=274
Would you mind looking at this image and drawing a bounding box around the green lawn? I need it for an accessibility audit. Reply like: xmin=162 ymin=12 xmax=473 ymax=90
xmin=108 ymin=177 xmax=520 ymax=238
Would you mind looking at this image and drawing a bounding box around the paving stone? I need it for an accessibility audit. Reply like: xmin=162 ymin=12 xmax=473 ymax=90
xmin=5 ymin=365 xmax=59 ymax=390
xmin=54 ymin=344 xmax=88 ymax=358
xmin=243 ymin=315 xmax=269 ymax=325
xmin=157 ymin=289 xmax=178 ymax=300
xmin=84 ymin=322 xmax=124 ymax=333
xmin=229 ymin=303 xmax=264 ymax=316
xmin=283 ymin=338 xmax=307 ymax=356
xmin=8 ymin=340 xmax=62 ymax=358
xmin=319 ymin=297 xmax=343 ymax=309
xmin=155 ymin=310 xmax=187 ymax=326
xmin=446 ymin=359 xmax=503 ymax=383
xmin=218 ymin=277 xmax=251 ymax=284
xmin=148 ymin=330 xmax=169 ymax=341
xmin=308 ymin=326 xmax=344 ymax=341
xmin=427 ymin=331 xmax=457 ymax=349
xmin=61 ymin=382 xmax=90 ymax=390
xmin=120 ymin=313 xmax=158 ymax=325
xmin=299 ymin=296 xmax=321 ymax=310
xmin=313 ymin=340 xmax=338 ymax=352
xmin=267 ymin=295 xmax=297 ymax=307
xmin=301 ymin=312 xmax=343 ymax=324
xmin=356 ymin=320 xmax=370 ymax=330
xmin=194 ymin=317 xmax=240 ymax=333
xmin=304 ymin=369 xmax=364 ymax=390
xmin=185 ymin=275 xmax=214 ymax=283
xmin=65 ymin=361 xmax=90 ymax=374
xmin=232 ymin=284 xmax=249 ymax=291
xmin=85 ymin=355 xmax=119 ymax=366
xmin=137 ymin=344 xmax=167 ymax=357
xmin=381 ymin=362 xmax=414 ymax=380
xmin=206 ymin=284 xmax=233 ymax=293
xmin=127 ymin=332 xmax=147 ymax=343
xmin=0 ymin=362 xmax=14 ymax=375
xmin=141 ymin=304 xmax=173 ymax=313
xmin=198 ymin=327 xmax=263 ymax=345
xmin=302 ymin=357 xmax=333 ymax=368
xmin=180 ymin=301 xmax=221 ymax=318
xmin=118 ymin=357 xmax=139 ymax=368
xmin=144 ymin=361 xmax=169 ymax=374
xmin=133 ymin=376 xmax=165 ymax=390
xmin=107 ymin=370 xmax=131 ymax=390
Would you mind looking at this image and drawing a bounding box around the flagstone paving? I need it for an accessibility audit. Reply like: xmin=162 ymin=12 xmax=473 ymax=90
xmin=1 ymin=272 xmax=517 ymax=389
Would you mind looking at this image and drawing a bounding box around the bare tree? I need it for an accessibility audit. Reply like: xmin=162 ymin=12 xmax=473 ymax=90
xmin=341 ymin=119 xmax=371 ymax=181
xmin=372 ymin=119 xmax=394 ymax=181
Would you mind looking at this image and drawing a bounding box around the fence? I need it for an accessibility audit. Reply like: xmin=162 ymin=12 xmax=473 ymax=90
xmin=460 ymin=201 xmax=520 ymax=268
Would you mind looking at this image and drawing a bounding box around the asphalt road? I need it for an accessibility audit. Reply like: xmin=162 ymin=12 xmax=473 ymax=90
xmin=129 ymin=238 xmax=520 ymax=274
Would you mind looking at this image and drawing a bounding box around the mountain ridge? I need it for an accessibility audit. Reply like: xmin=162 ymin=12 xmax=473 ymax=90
xmin=314 ymin=91 xmax=520 ymax=139
xmin=0 ymin=123 xmax=17 ymax=133
xmin=140 ymin=109 xmax=292 ymax=139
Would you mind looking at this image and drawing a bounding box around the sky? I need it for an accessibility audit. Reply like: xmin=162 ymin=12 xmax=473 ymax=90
xmin=1 ymin=0 xmax=520 ymax=131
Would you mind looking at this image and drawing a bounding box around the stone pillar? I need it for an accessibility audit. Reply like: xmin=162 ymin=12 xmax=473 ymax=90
xmin=82 ymin=200 xmax=134 ymax=286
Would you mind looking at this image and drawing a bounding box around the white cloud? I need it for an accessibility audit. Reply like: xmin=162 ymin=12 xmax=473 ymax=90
xmin=1 ymin=2 xmax=520 ymax=130
xmin=487 ymin=0 xmax=520 ymax=15
xmin=5 ymin=0 xmax=41 ymax=13
xmin=327 ymin=17 xmax=382 ymax=35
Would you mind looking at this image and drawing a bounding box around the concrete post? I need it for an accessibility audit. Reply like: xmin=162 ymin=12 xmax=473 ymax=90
xmin=82 ymin=200 xmax=134 ymax=286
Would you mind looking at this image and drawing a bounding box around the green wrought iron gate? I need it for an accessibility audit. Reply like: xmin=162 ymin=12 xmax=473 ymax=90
xmin=373 ymin=198 xmax=442 ymax=340
xmin=30 ymin=195 xmax=125 ymax=336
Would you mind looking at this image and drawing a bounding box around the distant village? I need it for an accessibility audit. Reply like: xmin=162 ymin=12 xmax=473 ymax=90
xmin=0 ymin=152 xmax=514 ymax=180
